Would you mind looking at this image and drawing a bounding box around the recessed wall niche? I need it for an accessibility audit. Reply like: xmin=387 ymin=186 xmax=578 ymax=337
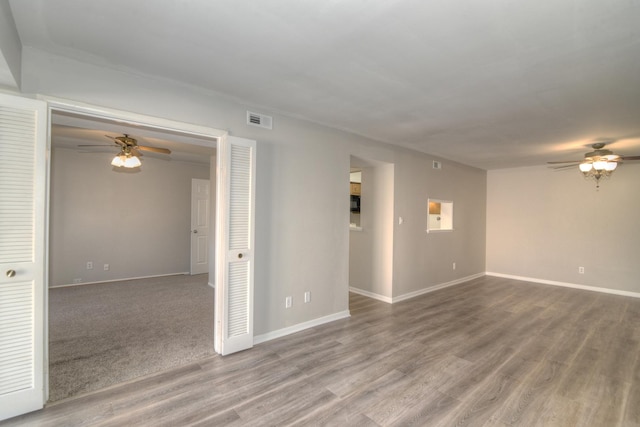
xmin=427 ymin=199 xmax=453 ymax=232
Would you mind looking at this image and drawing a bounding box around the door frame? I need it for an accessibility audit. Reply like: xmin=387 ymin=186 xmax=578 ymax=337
xmin=43 ymin=96 xmax=228 ymax=401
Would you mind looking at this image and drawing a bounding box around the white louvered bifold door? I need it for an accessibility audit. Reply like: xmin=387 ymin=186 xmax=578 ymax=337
xmin=0 ymin=94 xmax=46 ymax=421
xmin=214 ymin=135 xmax=256 ymax=356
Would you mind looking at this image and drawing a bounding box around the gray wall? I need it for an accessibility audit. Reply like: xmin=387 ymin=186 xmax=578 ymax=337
xmin=349 ymin=146 xmax=487 ymax=300
xmin=23 ymin=47 xmax=487 ymax=336
xmin=390 ymin=149 xmax=487 ymax=297
xmin=487 ymin=164 xmax=640 ymax=293
xmin=49 ymin=147 xmax=211 ymax=286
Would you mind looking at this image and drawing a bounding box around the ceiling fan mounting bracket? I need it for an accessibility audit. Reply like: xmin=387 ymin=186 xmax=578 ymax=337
xmin=114 ymin=134 xmax=138 ymax=147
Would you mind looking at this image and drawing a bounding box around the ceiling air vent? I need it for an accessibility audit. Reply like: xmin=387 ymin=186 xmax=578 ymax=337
xmin=247 ymin=111 xmax=273 ymax=130
xmin=433 ymin=160 xmax=442 ymax=169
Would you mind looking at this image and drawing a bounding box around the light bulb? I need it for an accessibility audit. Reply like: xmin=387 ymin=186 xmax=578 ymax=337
xmin=605 ymin=161 xmax=617 ymax=171
xmin=579 ymin=162 xmax=592 ymax=172
xmin=123 ymin=156 xmax=141 ymax=168
xmin=593 ymin=160 xmax=607 ymax=170
xmin=111 ymin=155 xmax=125 ymax=167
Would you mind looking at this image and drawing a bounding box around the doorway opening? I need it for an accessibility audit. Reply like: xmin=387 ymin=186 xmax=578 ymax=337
xmin=348 ymin=155 xmax=395 ymax=308
xmin=47 ymin=109 xmax=218 ymax=401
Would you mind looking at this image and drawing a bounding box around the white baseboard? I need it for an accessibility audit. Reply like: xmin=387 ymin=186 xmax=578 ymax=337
xmin=392 ymin=273 xmax=485 ymax=303
xmin=348 ymin=287 xmax=393 ymax=303
xmin=255 ymin=274 xmax=482 ymax=345
xmin=51 ymin=272 xmax=191 ymax=288
xmin=486 ymin=272 xmax=640 ymax=299
xmin=350 ymin=273 xmax=485 ymax=304
xmin=254 ymin=310 xmax=351 ymax=345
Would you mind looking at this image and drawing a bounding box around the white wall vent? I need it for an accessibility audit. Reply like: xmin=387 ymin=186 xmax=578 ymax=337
xmin=433 ymin=160 xmax=442 ymax=169
xmin=246 ymin=111 xmax=273 ymax=130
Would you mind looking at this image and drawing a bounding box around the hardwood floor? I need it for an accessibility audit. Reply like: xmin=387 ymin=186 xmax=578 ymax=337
xmin=3 ymin=276 xmax=639 ymax=426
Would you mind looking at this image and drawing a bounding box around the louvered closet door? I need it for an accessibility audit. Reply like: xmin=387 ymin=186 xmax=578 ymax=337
xmin=214 ymin=135 xmax=256 ymax=356
xmin=0 ymin=94 xmax=46 ymax=421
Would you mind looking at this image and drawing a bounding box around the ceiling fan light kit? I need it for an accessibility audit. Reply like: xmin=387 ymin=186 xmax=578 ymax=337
xmin=111 ymin=152 xmax=141 ymax=168
xmin=577 ymin=144 xmax=621 ymax=189
xmin=579 ymin=159 xmax=616 ymax=188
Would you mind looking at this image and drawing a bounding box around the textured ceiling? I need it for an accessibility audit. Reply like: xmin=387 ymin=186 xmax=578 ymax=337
xmin=8 ymin=0 xmax=640 ymax=169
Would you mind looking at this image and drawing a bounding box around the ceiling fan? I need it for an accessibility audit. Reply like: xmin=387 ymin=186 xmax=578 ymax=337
xmin=547 ymin=142 xmax=640 ymax=188
xmin=79 ymin=134 xmax=171 ymax=168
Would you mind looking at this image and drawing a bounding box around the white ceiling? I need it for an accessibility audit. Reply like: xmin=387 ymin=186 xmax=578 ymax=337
xmin=8 ymin=0 xmax=640 ymax=169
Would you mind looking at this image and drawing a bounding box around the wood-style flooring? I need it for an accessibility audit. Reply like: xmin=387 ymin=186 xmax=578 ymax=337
xmin=3 ymin=276 xmax=640 ymax=426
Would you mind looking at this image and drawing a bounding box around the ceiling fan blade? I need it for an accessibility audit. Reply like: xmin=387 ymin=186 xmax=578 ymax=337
xmin=105 ymin=135 xmax=126 ymax=146
xmin=620 ymin=155 xmax=640 ymax=160
xmin=131 ymin=148 xmax=143 ymax=157
xmin=78 ymin=144 xmax=119 ymax=147
xmin=138 ymin=145 xmax=171 ymax=154
xmin=549 ymin=164 xmax=578 ymax=170
xmin=546 ymin=160 xmax=581 ymax=164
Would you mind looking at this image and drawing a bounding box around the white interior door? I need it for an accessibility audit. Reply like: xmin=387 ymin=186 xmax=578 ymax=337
xmin=214 ymin=135 xmax=256 ymax=356
xmin=190 ymin=178 xmax=210 ymax=275
xmin=0 ymin=94 xmax=47 ymax=421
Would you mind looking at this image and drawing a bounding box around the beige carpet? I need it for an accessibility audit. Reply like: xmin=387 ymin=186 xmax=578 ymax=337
xmin=48 ymin=274 xmax=214 ymax=402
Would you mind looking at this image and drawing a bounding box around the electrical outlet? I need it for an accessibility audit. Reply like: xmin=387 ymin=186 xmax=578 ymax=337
xmin=285 ymin=296 xmax=292 ymax=308
xmin=452 ymin=262 xmax=456 ymax=270
xmin=578 ymin=266 xmax=585 ymax=274
xmin=304 ymin=291 xmax=311 ymax=303
xmin=73 ymin=278 xmax=82 ymax=284
xmin=86 ymin=261 xmax=93 ymax=270
xmin=103 ymin=264 xmax=110 ymax=271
